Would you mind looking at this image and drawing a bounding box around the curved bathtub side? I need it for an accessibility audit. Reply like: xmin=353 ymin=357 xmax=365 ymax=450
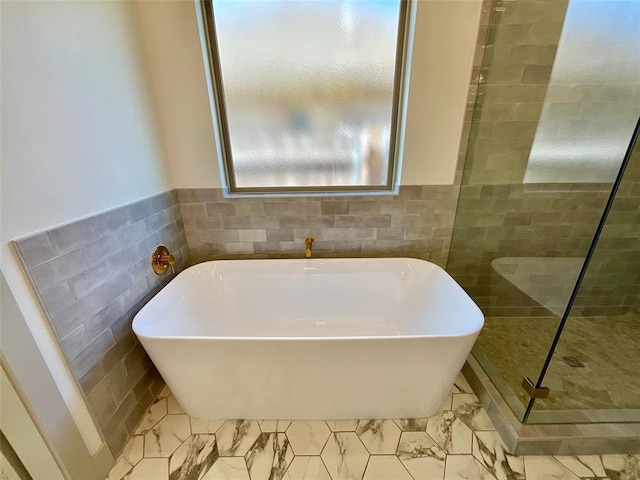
xmin=136 ymin=331 xmax=480 ymax=420
xmin=132 ymin=257 xmax=485 ymax=419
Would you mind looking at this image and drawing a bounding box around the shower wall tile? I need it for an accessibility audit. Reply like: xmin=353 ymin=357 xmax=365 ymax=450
xmin=14 ymin=190 xmax=188 ymax=457
xmin=447 ymin=183 xmax=611 ymax=317
xmin=178 ymin=186 xmax=460 ymax=268
xmin=571 ymin=151 xmax=640 ymax=316
xmin=461 ymin=0 xmax=568 ymax=185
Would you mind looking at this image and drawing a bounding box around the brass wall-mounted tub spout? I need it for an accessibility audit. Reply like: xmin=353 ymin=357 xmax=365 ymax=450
xmin=305 ymin=236 xmax=315 ymax=258
xmin=151 ymin=245 xmax=175 ymax=275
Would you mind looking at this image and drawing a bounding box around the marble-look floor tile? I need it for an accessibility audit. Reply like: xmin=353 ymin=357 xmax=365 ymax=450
xmin=397 ymin=432 xmax=446 ymax=480
xmin=452 ymin=373 xmax=472 ymax=394
xmin=216 ymin=420 xmax=261 ymax=457
xmin=355 ymin=420 xmax=401 ymax=454
xmin=144 ymin=414 xmax=191 ymax=458
xmin=321 ymin=432 xmax=369 ymax=480
xmin=473 ymin=431 xmax=525 ymax=480
xmin=159 ymin=385 xmax=172 ymax=398
xmin=201 ymin=457 xmax=250 ymax=480
xmin=107 ymin=435 xmax=144 ymax=480
xmin=169 ymin=434 xmax=218 ymax=480
xmin=601 ymin=454 xmax=640 ymax=479
xmin=445 ymin=455 xmax=496 ymax=480
xmin=135 ymin=398 xmax=168 ymax=434
xmin=123 ymin=458 xmax=169 ymax=480
xmin=287 ymin=421 xmax=331 ymax=455
xmin=246 ymin=433 xmax=293 ymax=480
xmin=259 ymin=420 xmax=291 ymax=433
xmin=440 ymin=393 xmax=453 ymax=411
xmin=283 ymin=457 xmax=331 ymax=480
xmin=191 ymin=417 xmax=225 ymax=435
xmin=426 ymin=410 xmax=473 ymax=454
xmin=394 ymin=418 xmax=428 ymax=432
xmin=167 ymin=395 xmax=186 ymax=414
xmin=554 ymin=455 xmax=606 ymax=478
xmin=524 ymin=456 xmax=580 ymax=480
xmin=325 ymin=421 xmax=358 ymax=432
xmin=452 ymin=394 xmax=494 ymax=431
xmin=362 ymin=456 xmax=412 ymax=480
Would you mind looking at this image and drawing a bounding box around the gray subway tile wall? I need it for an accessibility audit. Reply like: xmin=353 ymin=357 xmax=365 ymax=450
xmin=449 ymin=0 xmax=640 ymax=319
xmin=14 ymin=191 xmax=188 ymax=457
xmin=177 ymin=186 xmax=460 ymax=267
xmin=462 ymin=0 xmax=568 ymax=185
xmin=570 ymin=149 xmax=640 ymax=317
xmin=447 ymin=183 xmax=611 ymax=317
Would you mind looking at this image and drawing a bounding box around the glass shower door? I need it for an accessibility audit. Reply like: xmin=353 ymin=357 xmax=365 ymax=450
xmin=525 ymin=117 xmax=640 ymax=423
xmin=447 ymin=0 xmax=640 ymax=423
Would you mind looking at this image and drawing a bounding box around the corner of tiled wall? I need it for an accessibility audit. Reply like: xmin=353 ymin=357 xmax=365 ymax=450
xmin=14 ymin=190 xmax=188 ymax=456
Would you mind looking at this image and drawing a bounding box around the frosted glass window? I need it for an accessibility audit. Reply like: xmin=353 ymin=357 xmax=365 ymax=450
xmin=206 ymin=0 xmax=408 ymax=193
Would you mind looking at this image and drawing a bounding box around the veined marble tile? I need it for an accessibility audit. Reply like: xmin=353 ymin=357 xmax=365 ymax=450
xmin=452 ymin=373 xmax=472 ymax=394
xmin=259 ymin=420 xmax=291 ymax=433
xmin=363 ymin=456 xmax=412 ymax=480
xmin=283 ymin=457 xmax=331 ymax=480
xmin=473 ymin=431 xmax=525 ymax=480
xmin=426 ymin=410 xmax=473 ymax=454
xmin=355 ymin=419 xmax=401 ymax=454
xmin=554 ymin=455 xmax=606 ymax=478
xmin=216 ymin=420 xmax=261 ymax=457
xmin=321 ymin=432 xmax=369 ymax=480
xmin=159 ymin=385 xmax=172 ymax=398
xmin=601 ymin=454 xmax=640 ymax=479
xmin=452 ymin=394 xmax=494 ymax=431
xmin=440 ymin=393 xmax=453 ymax=411
xmin=167 ymin=395 xmax=186 ymax=414
xmin=107 ymin=435 xmax=144 ymax=480
xmin=524 ymin=456 xmax=580 ymax=480
xmin=135 ymin=398 xmax=168 ymax=434
xmin=123 ymin=458 xmax=169 ymax=480
xmin=445 ymin=455 xmax=496 ymax=480
xmin=287 ymin=421 xmax=331 ymax=455
xmin=394 ymin=418 xmax=428 ymax=432
xmin=191 ymin=417 xmax=225 ymax=435
xmin=245 ymin=433 xmax=293 ymax=480
xmin=144 ymin=414 xmax=191 ymax=458
xmin=397 ymin=432 xmax=446 ymax=480
xmin=325 ymin=420 xmax=358 ymax=432
xmin=201 ymin=457 xmax=250 ymax=480
xmin=169 ymin=434 xmax=218 ymax=480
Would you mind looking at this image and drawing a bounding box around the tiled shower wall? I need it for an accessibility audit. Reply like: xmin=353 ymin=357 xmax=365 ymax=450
xmin=572 ymin=146 xmax=640 ymax=317
xmin=462 ymin=0 xmax=569 ymax=186
xmin=14 ymin=191 xmax=188 ymax=456
xmin=177 ymin=186 xmax=460 ymax=267
xmin=447 ymin=183 xmax=611 ymax=317
xmin=449 ymin=0 xmax=638 ymax=319
xmin=447 ymin=0 xmax=621 ymax=318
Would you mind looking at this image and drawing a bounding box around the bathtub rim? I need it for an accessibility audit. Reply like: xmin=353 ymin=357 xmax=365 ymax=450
xmin=132 ymin=257 xmax=485 ymax=342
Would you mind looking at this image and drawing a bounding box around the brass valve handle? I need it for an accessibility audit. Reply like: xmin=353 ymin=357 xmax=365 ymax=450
xmin=305 ymin=236 xmax=314 ymax=258
xmin=151 ymin=246 xmax=175 ymax=275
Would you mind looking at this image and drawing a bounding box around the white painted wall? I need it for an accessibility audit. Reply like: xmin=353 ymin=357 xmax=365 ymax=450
xmin=1 ymin=365 xmax=65 ymax=480
xmin=402 ymin=0 xmax=482 ymax=185
xmin=1 ymin=0 xmax=174 ymax=465
xmin=137 ymin=0 xmax=482 ymax=188
xmin=136 ymin=0 xmax=221 ymax=189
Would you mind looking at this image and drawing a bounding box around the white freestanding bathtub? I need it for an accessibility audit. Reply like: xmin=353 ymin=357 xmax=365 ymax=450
xmin=133 ymin=258 xmax=483 ymax=420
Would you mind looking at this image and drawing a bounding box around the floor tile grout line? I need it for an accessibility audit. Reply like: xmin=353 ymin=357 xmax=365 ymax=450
xmin=318 ymin=449 xmax=333 ymax=480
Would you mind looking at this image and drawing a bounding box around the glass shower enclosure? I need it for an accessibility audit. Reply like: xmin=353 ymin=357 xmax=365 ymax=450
xmin=447 ymin=0 xmax=640 ymax=425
